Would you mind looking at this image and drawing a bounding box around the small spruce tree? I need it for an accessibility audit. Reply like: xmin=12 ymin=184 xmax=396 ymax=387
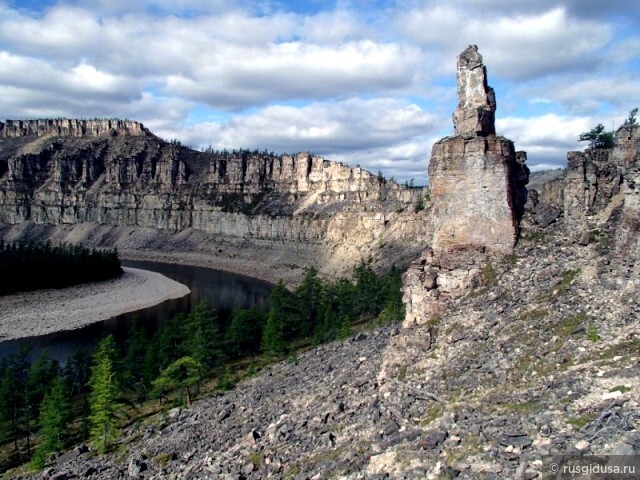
xmin=88 ymin=335 xmax=122 ymax=454
xmin=31 ymin=376 xmax=69 ymax=469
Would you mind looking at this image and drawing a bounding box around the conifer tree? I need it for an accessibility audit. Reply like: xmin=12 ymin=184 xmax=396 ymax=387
xmin=295 ymin=266 xmax=322 ymax=337
xmin=225 ymin=307 xmax=265 ymax=357
xmin=31 ymin=376 xmax=69 ymax=469
xmin=151 ymin=356 xmax=203 ymax=407
xmin=122 ymin=318 xmax=149 ymax=395
xmin=261 ymin=309 xmax=286 ymax=358
xmin=88 ymin=335 xmax=122 ymax=454
xmin=182 ymin=302 xmax=224 ymax=369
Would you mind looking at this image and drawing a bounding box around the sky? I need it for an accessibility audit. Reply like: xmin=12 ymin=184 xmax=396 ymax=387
xmin=1 ymin=1 xmax=639 ymax=184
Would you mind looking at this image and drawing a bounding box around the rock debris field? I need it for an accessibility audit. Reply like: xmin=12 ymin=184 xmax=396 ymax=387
xmin=0 ymin=268 xmax=190 ymax=341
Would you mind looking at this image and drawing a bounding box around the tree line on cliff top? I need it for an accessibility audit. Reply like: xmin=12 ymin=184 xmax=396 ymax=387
xmin=0 ymin=241 xmax=122 ymax=296
xmin=0 ymin=260 xmax=404 ymax=471
xmin=579 ymin=107 xmax=638 ymax=149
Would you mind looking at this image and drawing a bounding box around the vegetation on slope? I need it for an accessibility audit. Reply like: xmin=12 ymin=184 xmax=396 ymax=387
xmin=0 ymin=260 xmax=404 ymax=472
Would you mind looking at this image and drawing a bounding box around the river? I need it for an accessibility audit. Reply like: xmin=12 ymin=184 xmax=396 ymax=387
xmin=0 ymin=261 xmax=273 ymax=362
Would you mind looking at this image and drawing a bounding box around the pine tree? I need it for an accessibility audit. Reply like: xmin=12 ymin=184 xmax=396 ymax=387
xmin=88 ymin=335 xmax=122 ymax=454
xmin=27 ymin=351 xmax=58 ymax=422
xmin=0 ymin=356 xmax=23 ymax=450
xmin=225 ymin=307 xmax=265 ymax=357
xmin=31 ymin=376 xmax=69 ymax=469
xmin=295 ymin=267 xmax=322 ymax=337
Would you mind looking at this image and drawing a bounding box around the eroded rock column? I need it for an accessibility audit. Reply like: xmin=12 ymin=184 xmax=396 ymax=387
xmin=403 ymin=45 xmax=528 ymax=325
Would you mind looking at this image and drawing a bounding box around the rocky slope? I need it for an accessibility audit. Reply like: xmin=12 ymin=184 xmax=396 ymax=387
xmin=4 ymin=46 xmax=640 ymax=479
xmin=13 ymin=133 xmax=638 ymax=480
xmin=13 ymin=219 xmax=638 ymax=480
xmin=0 ymin=119 xmax=427 ymax=281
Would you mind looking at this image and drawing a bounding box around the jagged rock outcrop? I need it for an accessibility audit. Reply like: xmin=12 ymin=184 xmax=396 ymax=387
xmin=563 ymin=126 xmax=639 ymax=242
xmin=0 ymin=120 xmax=429 ymax=279
xmin=402 ymin=45 xmax=528 ymax=324
xmin=525 ymin=124 xmax=639 ymax=252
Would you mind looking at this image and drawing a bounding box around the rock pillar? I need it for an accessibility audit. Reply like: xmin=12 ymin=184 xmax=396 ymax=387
xmin=403 ymin=45 xmax=528 ymax=325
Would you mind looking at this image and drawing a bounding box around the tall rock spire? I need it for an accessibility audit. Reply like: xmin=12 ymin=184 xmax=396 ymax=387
xmin=402 ymin=45 xmax=529 ymax=324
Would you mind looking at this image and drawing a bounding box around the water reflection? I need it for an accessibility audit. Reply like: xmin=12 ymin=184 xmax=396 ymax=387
xmin=0 ymin=261 xmax=272 ymax=362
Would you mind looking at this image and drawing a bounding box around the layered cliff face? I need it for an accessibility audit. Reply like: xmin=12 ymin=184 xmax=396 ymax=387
xmin=402 ymin=45 xmax=528 ymax=324
xmin=0 ymin=119 xmax=428 ymax=278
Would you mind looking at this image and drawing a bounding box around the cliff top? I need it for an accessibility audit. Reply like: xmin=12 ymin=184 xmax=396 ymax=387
xmin=0 ymin=118 xmax=154 ymax=138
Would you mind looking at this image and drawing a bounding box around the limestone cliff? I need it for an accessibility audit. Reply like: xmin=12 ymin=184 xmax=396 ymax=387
xmin=527 ymin=124 xmax=639 ymax=255
xmin=0 ymin=119 xmax=428 ymax=279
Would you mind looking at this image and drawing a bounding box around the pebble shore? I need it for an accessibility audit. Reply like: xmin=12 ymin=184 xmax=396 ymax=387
xmin=0 ymin=267 xmax=190 ymax=341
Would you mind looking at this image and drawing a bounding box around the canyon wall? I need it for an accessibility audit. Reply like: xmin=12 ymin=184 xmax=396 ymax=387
xmin=0 ymin=119 xmax=429 ymax=279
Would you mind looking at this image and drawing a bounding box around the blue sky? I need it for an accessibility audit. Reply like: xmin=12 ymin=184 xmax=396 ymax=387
xmin=1 ymin=0 xmax=639 ymax=184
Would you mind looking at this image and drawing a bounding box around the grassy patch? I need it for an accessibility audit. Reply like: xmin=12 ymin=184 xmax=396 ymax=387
xmin=503 ymin=401 xmax=540 ymax=413
xmin=283 ymin=463 xmax=301 ymax=479
xmin=597 ymin=338 xmax=640 ymax=360
xmin=567 ymin=414 xmax=594 ymax=430
xmin=481 ymin=263 xmax=498 ymax=287
xmin=589 ymin=229 xmax=603 ymax=243
xmin=586 ymin=322 xmax=599 ymax=342
xmin=608 ymin=385 xmax=632 ymax=394
xmin=248 ymin=451 xmax=262 ymax=468
xmin=445 ymin=434 xmax=481 ymax=466
xmin=527 ymin=231 xmax=547 ymax=243
xmin=397 ymin=364 xmax=409 ymax=381
xmin=420 ymin=403 xmax=445 ymax=427
xmin=444 ymin=321 xmax=461 ymax=337
xmin=154 ymin=452 xmax=173 ymax=467
xmin=547 ymin=269 xmax=581 ymax=298
xmin=502 ymin=253 xmax=519 ymax=266
xmin=555 ymin=311 xmax=588 ymax=336
xmin=519 ymin=308 xmax=548 ymax=323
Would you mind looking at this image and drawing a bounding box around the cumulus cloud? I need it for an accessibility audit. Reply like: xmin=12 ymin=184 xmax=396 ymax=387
xmin=164 ymin=98 xmax=439 ymax=149
xmin=497 ymin=114 xmax=593 ymax=169
xmin=399 ymin=6 xmax=611 ymax=80
xmin=0 ymin=0 xmax=638 ymax=179
xmin=162 ymin=41 xmax=421 ymax=109
xmin=155 ymin=98 xmax=442 ymax=182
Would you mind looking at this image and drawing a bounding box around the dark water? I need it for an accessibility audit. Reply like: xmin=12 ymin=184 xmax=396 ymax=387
xmin=0 ymin=261 xmax=272 ymax=362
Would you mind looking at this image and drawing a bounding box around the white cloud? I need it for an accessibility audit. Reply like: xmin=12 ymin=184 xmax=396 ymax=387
xmin=166 ymin=98 xmax=439 ymax=149
xmin=162 ymin=40 xmax=421 ymax=109
xmin=399 ymin=6 xmax=611 ymax=80
xmin=0 ymin=52 xmax=141 ymax=102
xmin=497 ymin=114 xmax=593 ymax=168
xmin=0 ymin=0 xmax=638 ymax=180
xmin=154 ymin=98 xmax=441 ymax=182
xmin=544 ymin=78 xmax=640 ymax=115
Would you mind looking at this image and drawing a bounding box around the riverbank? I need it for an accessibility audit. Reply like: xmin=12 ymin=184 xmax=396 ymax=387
xmin=120 ymin=249 xmax=297 ymax=286
xmin=0 ymin=268 xmax=190 ymax=341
